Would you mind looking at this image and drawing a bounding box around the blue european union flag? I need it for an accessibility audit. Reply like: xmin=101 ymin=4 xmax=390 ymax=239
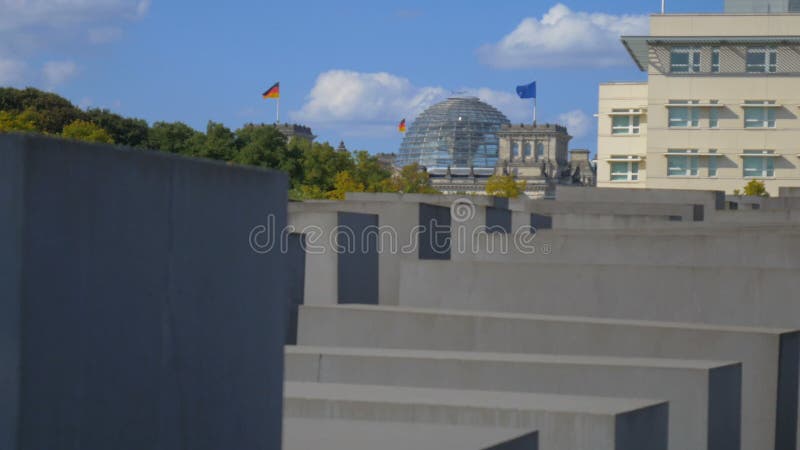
xmin=516 ymin=81 xmax=536 ymax=99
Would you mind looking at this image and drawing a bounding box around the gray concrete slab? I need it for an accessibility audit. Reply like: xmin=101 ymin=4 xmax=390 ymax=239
xmin=283 ymin=417 xmax=539 ymax=450
xmin=397 ymin=259 xmax=800 ymax=328
xmin=289 ymin=201 xmax=420 ymax=307
xmin=1 ymin=134 xmax=288 ymax=450
xmin=285 ymin=345 xmax=739 ymax=450
xmin=0 ymin=139 xmax=24 ymax=450
xmin=284 ymin=382 xmax=667 ymax=450
xmin=298 ymin=304 xmax=798 ymax=450
xmin=492 ymin=226 xmax=800 ymax=269
xmin=520 ymin=199 xmax=696 ymax=218
xmin=555 ymin=186 xmax=725 ymax=213
xmin=707 ymin=209 xmax=800 ymax=224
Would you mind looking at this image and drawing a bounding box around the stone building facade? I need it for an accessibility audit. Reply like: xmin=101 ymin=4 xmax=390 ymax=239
xmin=495 ymin=123 xmax=571 ymax=182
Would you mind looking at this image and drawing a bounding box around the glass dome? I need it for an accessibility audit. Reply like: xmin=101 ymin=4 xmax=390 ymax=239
xmin=395 ymin=97 xmax=511 ymax=176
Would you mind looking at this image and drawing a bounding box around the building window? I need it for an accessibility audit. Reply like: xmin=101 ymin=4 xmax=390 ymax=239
xmin=668 ymin=101 xmax=700 ymax=127
xmin=612 ymin=113 xmax=641 ymax=135
xmin=610 ymin=156 xmax=639 ymax=182
xmin=744 ymin=101 xmax=776 ymax=128
xmin=746 ymin=47 xmax=777 ymax=73
xmin=535 ymin=142 xmax=544 ymax=159
xmin=709 ymin=101 xmax=719 ymax=128
xmin=708 ymin=149 xmax=718 ymax=177
xmin=512 ymin=142 xmax=520 ymax=157
xmin=667 ymin=149 xmax=699 ymax=177
xmin=671 ymin=47 xmax=701 ymax=73
xmin=524 ymin=143 xmax=532 ymax=157
xmin=743 ymin=150 xmax=775 ymax=177
xmin=711 ymin=48 xmax=720 ymax=73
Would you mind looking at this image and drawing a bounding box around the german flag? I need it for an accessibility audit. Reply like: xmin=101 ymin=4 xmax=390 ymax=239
xmin=262 ymin=82 xmax=280 ymax=99
xmin=398 ymin=118 xmax=406 ymax=133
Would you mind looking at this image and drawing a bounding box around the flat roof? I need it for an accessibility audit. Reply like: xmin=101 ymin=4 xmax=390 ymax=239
xmin=600 ymin=81 xmax=648 ymax=85
xmin=649 ymin=13 xmax=800 ymax=16
xmin=621 ymin=35 xmax=800 ymax=71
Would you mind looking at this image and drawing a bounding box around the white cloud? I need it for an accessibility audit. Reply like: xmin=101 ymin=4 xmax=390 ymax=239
xmin=135 ymin=0 xmax=151 ymax=18
xmin=0 ymin=58 xmax=26 ymax=85
xmin=463 ymin=87 xmax=531 ymax=124
xmin=478 ymin=3 xmax=648 ymax=68
xmin=43 ymin=60 xmax=78 ymax=88
xmin=0 ymin=0 xmax=150 ymax=30
xmin=557 ymin=109 xmax=591 ymax=138
xmin=88 ymin=26 xmax=123 ymax=44
xmin=292 ymin=70 xmax=447 ymax=126
xmin=0 ymin=1 xmax=149 ymax=87
xmin=291 ymin=70 xmax=539 ymax=136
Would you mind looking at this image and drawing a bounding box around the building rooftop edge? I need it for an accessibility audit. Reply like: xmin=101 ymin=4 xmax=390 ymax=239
xmin=649 ymin=12 xmax=800 ymax=16
xmin=600 ymin=81 xmax=648 ymax=85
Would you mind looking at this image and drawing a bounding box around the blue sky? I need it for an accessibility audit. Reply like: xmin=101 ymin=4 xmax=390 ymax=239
xmin=1 ymin=0 xmax=724 ymax=154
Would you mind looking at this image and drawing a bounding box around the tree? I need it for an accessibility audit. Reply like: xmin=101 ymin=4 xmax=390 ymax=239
xmin=0 ymin=109 xmax=39 ymax=133
xmin=381 ymin=163 xmax=439 ymax=194
xmin=352 ymin=150 xmax=391 ymax=192
xmin=61 ymin=119 xmax=114 ymax=144
xmin=85 ymin=108 xmax=149 ymax=147
xmin=301 ymin=142 xmax=356 ymax=192
xmin=195 ymin=121 xmax=236 ymax=160
xmin=0 ymin=87 xmax=85 ymax=133
xmin=326 ymin=171 xmax=366 ymax=200
xmin=148 ymin=121 xmax=202 ymax=154
xmin=291 ymin=184 xmax=327 ymax=200
xmin=233 ymin=124 xmax=303 ymax=181
xmin=743 ymin=179 xmax=769 ymax=197
xmin=485 ymin=174 xmax=526 ymax=198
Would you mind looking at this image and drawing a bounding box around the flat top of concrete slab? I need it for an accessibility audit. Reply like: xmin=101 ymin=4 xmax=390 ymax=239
xmin=286 ymin=345 xmax=738 ymax=370
xmin=283 ymin=417 xmax=536 ymax=450
xmin=302 ymin=304 xmax=796 ymax=335
xmin=549 ymin=223 xmax=800 ymax=238
xmin=285 ymin=382 xmax=665 ymax=415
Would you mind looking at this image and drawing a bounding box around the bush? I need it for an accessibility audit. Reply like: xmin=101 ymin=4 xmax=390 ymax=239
xmin=742 ymin=180 xmax=769 ymax=197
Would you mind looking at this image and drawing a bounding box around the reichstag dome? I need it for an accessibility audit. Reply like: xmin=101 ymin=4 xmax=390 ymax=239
xmin=395 ymin=97 xmax=511 ymax=176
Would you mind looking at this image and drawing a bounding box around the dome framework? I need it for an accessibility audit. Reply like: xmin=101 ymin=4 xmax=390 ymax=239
xmin=395 ymin=97 xmax=511 ymax=176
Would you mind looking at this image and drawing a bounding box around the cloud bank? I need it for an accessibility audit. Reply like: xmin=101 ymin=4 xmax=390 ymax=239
xmin=478 ymin=3 xmax=648 ymax=68
xmin=0 ymin=58 xmax=26 ymax=86
xmin=0 ymin=0 xmax=151 ymax=88
xmin=557 ymin=109 xmax=591 ymax=138
xmin=43 ymin=60 xmax=78 ymax=88
xmin=0 ymin=0 xmax=150 ymax=30
xmin=292 ymin=70 xmax=588 ymax=138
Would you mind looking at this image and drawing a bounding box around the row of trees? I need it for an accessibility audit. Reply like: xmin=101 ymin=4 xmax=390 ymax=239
xmin=0 ymin=87 xmax=442 ymax=200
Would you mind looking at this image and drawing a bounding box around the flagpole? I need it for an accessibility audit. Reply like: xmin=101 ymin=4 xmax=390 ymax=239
xmin=276 ymin=96 xmax=280 ymax=124
xmin=533 ymin=97 xmax=537 ymax=126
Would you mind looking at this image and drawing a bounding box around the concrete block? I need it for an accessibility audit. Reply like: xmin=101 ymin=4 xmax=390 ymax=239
xmin=397 ymin=259 xmax=800 ymax=328
xmin=284 ymin=382 xmax=668 ymax=450
xmin=285 ymin=233 xmax=306 ymax=345
xmin=1 ymin=134 xmax=287 ymax=450
xmin=337 ymin=212 xmax=379 ymax=304
xmin=530 ymin=213 xmax=552 ymax=231
xmin=286 ymin=345 xmax=740 ymax=450
xmin=283 ymin=417 xmax=539 ymax=450
xmin=297 ymin=304 xmax=799 ymax=450
xmin=779 ymin=187 xmax=800 ymax=198
xmin=477 ymin=226 xmax=800 ymax=269
xmin=556 ymin=186 xmax=725 ymax=212
xmin=419 ymin=203 xmax=451 ymax=260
